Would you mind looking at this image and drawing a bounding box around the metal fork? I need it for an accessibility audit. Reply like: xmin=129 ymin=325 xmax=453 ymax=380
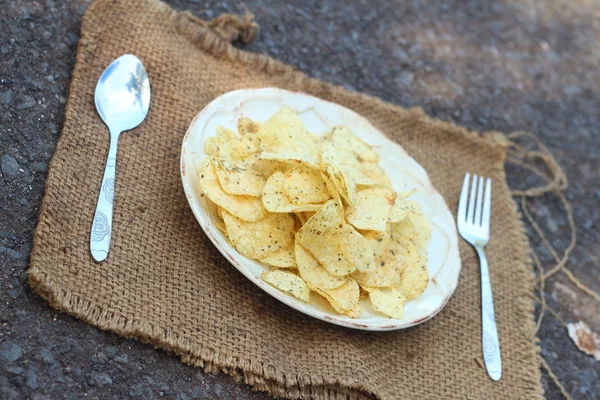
xmin=457 ymin=173 xmax=501 ymax=381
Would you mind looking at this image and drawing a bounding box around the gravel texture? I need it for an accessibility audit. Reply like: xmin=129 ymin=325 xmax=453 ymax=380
xmin=1 ymin=0 xmax=599 ymax=399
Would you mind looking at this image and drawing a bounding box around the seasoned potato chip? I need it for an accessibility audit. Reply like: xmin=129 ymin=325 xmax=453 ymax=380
xmin=215 ymin=164 xmax=266 ymax=197
xmin=389 ymin=196 xmax=423 ymax=223
xmin=260 ymin=241 xmax=297 ymax=268
xmin=359 ymin=162 xmax=392 ymax=187
xmin=219 ymin=134 xmax=261 ymax=161
xmin=391 ymin=203 xmax=431 ymax=255
xmin=346 ymin=188 xmax=396 ymax=232
xmin=363 ymin=286 xmax=406 ymax=319
xmin=284 ymin=166 xmax=330 ymax=205
xmin=295 ymin=212 xmax=308 ymax=226
xmin=360 ymin=224 xmax=391 ymax=260
xmin=257 ymin=107 xmax=318 ymax=165
xmin=309 ymin=279 xmax=361 ymax=318
xmin=406 ymin=203 xmax=431 ymax=251
xmin=215 ymin=220 xmax=227 ymax=235
xmin=204 ymin=125 xmax=237 ymax=157
xmin=398 ymin=255 xmax=428 ymax=300
xmin=297 ymin=200 xmax=356 ymax=276
xmin=321 ymin=171 xmax=343 ymax=205
xmin=388 ymin=201 xmax=408 ymax=223
xmin=216 ymin=206 xmax=224 ymax=219
xmin=295 ymin=242 xmax=346 ymax=289
xmin=262 ymin=269 xmax=310 ymax=302
xmin=198 ymin=157 xmax=266 ymax=222
xmin=222 ymin=210 xmax=294 ymax=259
xmin=216 ymin=125 xmax=238 ymax=142
xmin=340 ymin=224 xmax=376 ymax=273
xmin=262 ymin=172 xmax=324 ymax=213
xmin=330 ymin=126 xmax=379 ymax=163
xmin=252 ymin=159 xmax=291 ymax=178
xmin=237 ymin=117 xmax=260 ymax=135
xmin=204 ymin=137 xmax=220 ymax=158
xmin=352 ymin=239 xmax=403 ymax=287
xmin=320 ymin=141 xmax=377 ymax=188
xmin=327 ymin=166 xmax=357 ymax=206
xmin=303 ymin=211 xmax=316 ymax=221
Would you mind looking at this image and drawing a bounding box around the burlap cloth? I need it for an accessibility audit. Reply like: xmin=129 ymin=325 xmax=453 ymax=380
xmin=29 ymin=0 xmax=544 ymax=398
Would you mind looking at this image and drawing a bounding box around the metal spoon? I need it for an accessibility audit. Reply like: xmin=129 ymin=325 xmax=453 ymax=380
xmin=90 ymin=54 xmax=151 ymax=262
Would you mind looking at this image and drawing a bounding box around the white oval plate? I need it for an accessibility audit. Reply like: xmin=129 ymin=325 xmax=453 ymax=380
xmin=181 ymin=88 xmax=460 ymax=331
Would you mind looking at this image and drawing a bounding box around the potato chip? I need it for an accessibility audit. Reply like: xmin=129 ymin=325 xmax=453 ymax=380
xmin=204 ymin=126 xmax=237 ymax=157
xmin=360 ymin=224 xmax=391 ymax=260
xmin=297 ymin=200 xmax=356 ymax=276
xmin=303 ymin=211 xmax=316 ymax=221
xmin=216 ymin=125 xmax=238 ymax=142
xmin=198 ymin=157 xmax=266 ymax=222
xmin=262 ymin=269 xmax=310 ymax=302
xmin=309 ymin=279 xmax=361 ymax=318
xmin=237 ymin=117 xmax=260 ymax=135
xmin=295 ymin=242 xmax=346 ymax=289
xmin=260 ymin=241 xmax=297 ymax=268
xmin=215 ymin=164 xmax=266 ymax=197
xmin=257 ymin=107 xmax=318 ymax=165
xmin=320 ymin=141 xmax=378 ymax=188
xmin=340 ymin=224 xmax=376 ymax=273
xmin=391 ymin=203 xmax=431 ymax=255
xmin=359 ymin=162 xmax=392 ymax=188
xmin=321 ymin=170 xmax=343 ymax=205
xmin=363 ymin=286 xmax=406 ymax=319
xmin=391 ymin=234 xmax=420 ymax=271
xmin=398 ymin=255 xmax=428 ymax=300
xmin=215 ymin=220 xmax=227 ymax=235
xmin=352 ymin=239 xmax=403 ymax=287
xmin=262 ymin=172 xmax=324 ymax=213
xmin=222 ymin=209 xmax=294 ymax=259
xmin=346 ymin=188 xmax=396 ymax=232
xmin=389 ymin=196 xmax=423 ymax=223
xmin=295 ymin=212 xmax=308 ymax=226
xmin=284 ymin=166 xmax=330 ymax=205
xmin=406 ymin=202 xmax=431 ymax=251
xmin=253 ymin=159 xmax=291 ymax=178
xmin=219 ymin=134 xmax=261 ymax=161
xmin=330 ymin=126 xmax=379 ymax=163
xmin=216 ymin=206 xmax=224 ymax=219
xmin=388 ymin=200 xmax=409 ymax=223
xmin=204 ymin=137 xmax=220 ymax=158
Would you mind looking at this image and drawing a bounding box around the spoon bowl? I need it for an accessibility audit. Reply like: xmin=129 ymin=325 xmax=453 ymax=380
xmin=95 ymin=54 xmax=151 ymax=134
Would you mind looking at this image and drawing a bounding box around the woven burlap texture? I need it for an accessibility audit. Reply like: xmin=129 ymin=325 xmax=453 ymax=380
xmin=28 ymin=0 xmax=544 ymax=398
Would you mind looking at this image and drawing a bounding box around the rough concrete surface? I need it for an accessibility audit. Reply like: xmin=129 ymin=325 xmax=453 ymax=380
xmin=1 ymin=0 xmax=599 ymax=399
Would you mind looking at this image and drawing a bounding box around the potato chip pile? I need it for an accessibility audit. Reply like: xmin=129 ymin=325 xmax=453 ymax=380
xmin=198 ymin=107 xmax=431 ymax=319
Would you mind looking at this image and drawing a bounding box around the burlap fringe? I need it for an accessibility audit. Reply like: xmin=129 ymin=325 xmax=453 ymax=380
xmin=29 ymin=265 xmax=373 ymax=399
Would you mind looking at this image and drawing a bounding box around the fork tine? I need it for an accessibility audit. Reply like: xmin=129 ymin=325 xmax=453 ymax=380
xmin=458 ymin=173 xmax=470 ymax=221
xmin=474 ymin=176 xmax=484 ymax=226
xmin=482 ymin=178 xmax=492 ymax=228
xmin=466 ymin=174 xmax=477 ymax=224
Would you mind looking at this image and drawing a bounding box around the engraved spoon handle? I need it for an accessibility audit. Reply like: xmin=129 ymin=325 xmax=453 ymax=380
xmin=90 ymin=132 xmax=119 ymax=262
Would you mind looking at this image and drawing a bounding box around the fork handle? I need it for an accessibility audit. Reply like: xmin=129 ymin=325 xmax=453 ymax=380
xmin=477 ymin=246 xmax=502 ymax=381
xmin=90 ymin=133 xmax=119 ymax=262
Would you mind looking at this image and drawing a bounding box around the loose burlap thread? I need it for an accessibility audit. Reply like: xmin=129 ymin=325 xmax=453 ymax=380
xmin=29 ymin=0 xmax=546 ymax=398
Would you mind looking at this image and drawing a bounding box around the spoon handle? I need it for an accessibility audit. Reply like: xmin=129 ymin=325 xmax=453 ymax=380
xmin=90 ymin=133 xmax=119 ymax=262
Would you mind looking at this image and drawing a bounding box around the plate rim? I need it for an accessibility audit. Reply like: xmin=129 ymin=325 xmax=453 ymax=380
xmin=180 ymin=87 xmax=460 ymax=331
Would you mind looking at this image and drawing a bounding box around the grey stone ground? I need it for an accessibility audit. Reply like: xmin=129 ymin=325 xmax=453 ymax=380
xmin=1 ymin=0 xmax=599 ymax=399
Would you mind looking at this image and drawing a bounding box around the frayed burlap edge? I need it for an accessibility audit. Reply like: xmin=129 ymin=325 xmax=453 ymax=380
xmin=28 ymin=1 xmax=545 ymax=399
